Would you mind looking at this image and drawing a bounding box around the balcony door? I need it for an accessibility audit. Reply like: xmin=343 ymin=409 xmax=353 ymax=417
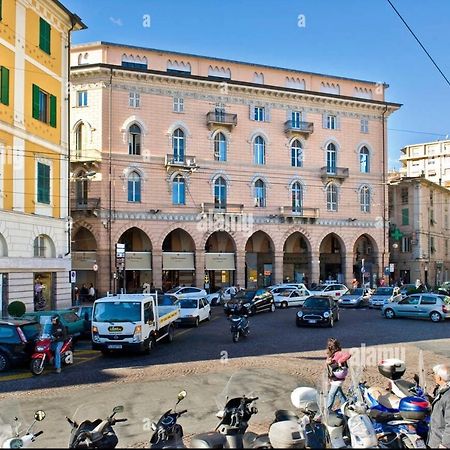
xmin=75 ymin=174 xmax=88 ymax=207
xmin=326 ymin=143 xmax=337 ymax=174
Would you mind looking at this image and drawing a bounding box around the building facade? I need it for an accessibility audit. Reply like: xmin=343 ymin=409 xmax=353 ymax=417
xmin=0 ymin=0 xmax=84 ymax=313
xmin=388 ymin=175 xmax=450 ymax=287
xmin=69 ymin=41 xmax=400 ymax=296
xmin=400 ymin=139 xmax=450 ymax=187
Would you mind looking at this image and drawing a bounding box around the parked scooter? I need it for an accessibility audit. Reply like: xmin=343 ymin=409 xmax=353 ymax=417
xmin=1 ymin=410 xmax=46 ymax=449
xmin=30 ymin=317 xmax=73 ymax=376
xmin=66 ymin=405 xmax=127 ymax=448
xmin=149 ymin=391 xmax=188 ymax=448
xmin=229 ymin=313 xmax=249 ymax=343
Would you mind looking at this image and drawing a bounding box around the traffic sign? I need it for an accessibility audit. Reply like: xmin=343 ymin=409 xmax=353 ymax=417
xmin=389 ymin=263 xmax=395 ymax=273
xmin=93 ymin=264 xmax=98 ymax=272
xmin=384 ymin=267 xmax=390 ymax=275
xmin=69 ymin=270 xmax=76 ymax=284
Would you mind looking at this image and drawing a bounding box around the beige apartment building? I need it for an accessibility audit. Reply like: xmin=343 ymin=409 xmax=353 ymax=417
xmin=389 ymin=174 xmax=450 ymax=286
xmin=69 ymin=41 xmax=400 ymax=295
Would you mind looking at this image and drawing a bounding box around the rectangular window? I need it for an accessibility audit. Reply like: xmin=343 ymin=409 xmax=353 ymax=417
xmin=129 ymin=92 xmax=140 ymax=108
xmin=291 ymin=111 xmax=302 ymax=128
xmin=430 ymin=208 xmax=435 ymax=226
xmin=401 ymin=208 xmax=409 ymax=225
xmin=77 ymin=90 xmax=88 ymax=107
xmin=326 ymin=114 xmax=337 ymax=130
xmin=360 ymin=118 xmax=369 ymax=133
xmin=430 ymin=236 xmax=436 ymax=254
xmin=32 ymin=84 xmax=56 ymax=127
xmin=401 ymin=187 xmax=408 ymax=205
xmin=401 ymin=236 xmax=411 ymax=253
xmin=39 ymin=18 xmax=51 ymax=55
xmin=445 ymin=213 xmax=448 ymax=230
xmin=173 ymin=97 xmax=184 ymax=112
xmin=254 ymin=106 xmax=265 ymax=121
xmin=37 ymin=162 xmax=50 ymax=204
xmin=0 ymin=66 xmax=9 ymax=105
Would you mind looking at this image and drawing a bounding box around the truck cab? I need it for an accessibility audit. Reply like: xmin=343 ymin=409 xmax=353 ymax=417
xmin=91 ymin=294 xmax=179 ymax=354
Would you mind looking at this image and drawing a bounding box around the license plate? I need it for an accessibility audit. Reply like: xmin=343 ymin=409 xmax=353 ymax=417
xmin=108 ymin=344 xmax=122 ymax=349
xmin=308 ymin=320 xmax=317 ymax=324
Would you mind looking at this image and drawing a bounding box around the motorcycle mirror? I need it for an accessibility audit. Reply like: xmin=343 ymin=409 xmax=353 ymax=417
xmin=151 ymin=422 xmax=157 ymax=431
xmin=177 ymin=390 xmax=187 ymax=402
xmin=9 ymin=438 xmax=23 ymax=448
xmin=113 ymin=406 xmax=124 ymax=414
xmin=34 ymin=410 xmax=46 ymax=422
xmin=216 ymin=410 xmax=224 ymax=419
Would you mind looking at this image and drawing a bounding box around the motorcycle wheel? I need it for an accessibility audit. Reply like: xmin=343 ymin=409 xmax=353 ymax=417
xmin=30 ymin=358 xmax=45 ymax=376
xmin=233 ymin=332 xmax=239 ymax=343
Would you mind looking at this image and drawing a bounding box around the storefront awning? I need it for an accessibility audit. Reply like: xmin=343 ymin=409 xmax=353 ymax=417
xmin=163 ymin=252 xmax=195 ymax=270
xmin=72 ymin=251 xmax=97 ymax=270
xmin=205 ymin=253 xmax=235 ymax=271
xmin=125 ymin=252 xmax=152 ymax=271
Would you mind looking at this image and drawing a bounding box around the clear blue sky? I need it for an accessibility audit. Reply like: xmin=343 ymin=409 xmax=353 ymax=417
xmin=64 ymin=0 xmax=450 ymax=169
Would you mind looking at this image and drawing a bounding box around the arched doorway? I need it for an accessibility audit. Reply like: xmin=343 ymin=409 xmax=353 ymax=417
xmin=353 ymin=234 xmax=378 ymax=288
xmin=72 ymin=227 xmax=98 ymax=298
xmin=283 ymin=232 xmax=311 ymax=285
xmin=245 ymin=231 xmax=274 ymax=288
xmin=319 ymin=233 xmax=345 ymax=283
xmin=118 ymin=227 xmax=152 ymax=293
xmin=33 ymin=234 xmax=56 ymax=311
xmin=162 ymin=228 xmax=196 ymax=290
xmin=205 ymin=231 xmax=236 ymax=290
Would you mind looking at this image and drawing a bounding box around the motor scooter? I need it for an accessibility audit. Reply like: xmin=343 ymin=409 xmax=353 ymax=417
xmin=1 ymin=410 xmax=46 ymax=449
xmin=229 ymin=313 xmax=249 ymax=343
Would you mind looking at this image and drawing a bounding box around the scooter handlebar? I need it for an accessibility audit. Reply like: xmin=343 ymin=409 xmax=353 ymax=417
xmin=34 ymin=431 xmax=44 ymax=438
xmin=178 ymin=409 xmax=188 ymax=416
xmin=114 ymin=418 xmax=128 ymax=423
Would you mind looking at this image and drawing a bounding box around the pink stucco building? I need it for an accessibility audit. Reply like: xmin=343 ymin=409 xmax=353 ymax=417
xmin=69 ymin=41 xmax=400 ymax=295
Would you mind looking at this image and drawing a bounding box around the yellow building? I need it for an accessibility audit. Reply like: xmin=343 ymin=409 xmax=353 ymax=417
xmin=0 ymin=0 xmax=85 ymax=313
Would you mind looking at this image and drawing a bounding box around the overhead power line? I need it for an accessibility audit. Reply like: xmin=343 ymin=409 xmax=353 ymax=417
xmin=386 ymin=0 xmax=450 ymax=88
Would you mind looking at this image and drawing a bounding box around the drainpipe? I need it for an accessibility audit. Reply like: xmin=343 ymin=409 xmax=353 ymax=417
xmin=108 ymin=68 xmax=113 ymax=293
xmin=382 ymin=104 xmax=389 ymax=281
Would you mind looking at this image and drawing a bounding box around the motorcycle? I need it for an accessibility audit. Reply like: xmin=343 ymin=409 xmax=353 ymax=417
xmin=229 ymin=311 xmax=249 ymax=343
xmin=66 ymin=405 xmax=127 ymax=448
xmin=149 ymin=390 xmax=188 ymax=448
xmin=30 ymin=316 xmax=73 ymax=376
xmin=1 ymin=410 xmax=46 ymax=449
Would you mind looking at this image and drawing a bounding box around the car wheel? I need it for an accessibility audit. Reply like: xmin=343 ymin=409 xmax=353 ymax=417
xmin=384 ymin=308 xmax=395 ymax=319
xmin=328 ymin=315 xmax=334 ymax=328
xmin=165 ymin=325 xmax=175 ymax=343
xmin=250 ymin=306 xmax=257 ymax=316
xmin=0 ymin=352 xmax=10 ymax=372
xmin=270 ymin=303 xmax=276 ymax=312
xmin=281 ymin=301 xmax=288 ymax=309
xmin=145 ymin=335 xmax=156 ymax=354
xmin=194 ymin=317 xmax=200 ymax=328
xmin=207 ymin=312 xmax=211 ymax=321
xmin=430 ymin=311 xmax=442 ymax=323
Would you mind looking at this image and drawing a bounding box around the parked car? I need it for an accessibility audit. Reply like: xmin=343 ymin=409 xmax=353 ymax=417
xmin=399 ymin=284 xmax=427 ymax=299
xmin=165 ymin=286 xmax=207 ymax=299
xmin=269 ymin=283 xmax=308 ymax=295
xmin=70 ymin=305 xmax=93 ymax=337
xmin=206 ymin=287 xmax=237 ymax=306
xmin=383 ymin=293 xmax=450 ymax=322
xmin=158 ymin=294 xmax=178 ymax=305
xmin=224 ymin=289 xmax=275 ymax=316
xmin=0 ymin=318 xmax=40 ymax=372
xmin=296 ymin=295 xmax=339 ymax=328
xmin=21 ymin=310 xmax=85 ymax=338
xmin=338 ymin=288 xmax=371 ymax=308
xmin=369 ymin=286 xmax=401 ymax=308
xmin=273 ymin=287 xmax=311 ymax=308
xmin=308 ymin=283 xmax=349 ymax=300
xmin=175 ymin=297 xmax=211 ymax=327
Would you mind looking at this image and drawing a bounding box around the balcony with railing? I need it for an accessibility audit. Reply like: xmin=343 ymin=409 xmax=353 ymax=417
xmin=201 ymin=202 xmax=245 ymax=214
xmin=320 ymin=166 xmax=349 ymax=181
xmin=165 ymin=154 xmax=199 ymax=170
xmin=206 ymin=111 xmax=238 ymax=130
xmin=72 ymin=198 xmax=101 ymax=212
xmin=284 ymin=120 xmax=314 ymax=136
xmin=71 ymin=148 xmax=102 ymax=163
xmin=279 ymin=206 xmax=320 ymax=218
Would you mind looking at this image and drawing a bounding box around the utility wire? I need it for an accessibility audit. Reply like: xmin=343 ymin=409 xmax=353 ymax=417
xmin=386 ymin=0 xmax=450 ymax=88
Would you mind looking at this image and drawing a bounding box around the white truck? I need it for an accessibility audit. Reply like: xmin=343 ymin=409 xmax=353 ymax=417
xmin=91 ymin=293 xmax=179 ymax=355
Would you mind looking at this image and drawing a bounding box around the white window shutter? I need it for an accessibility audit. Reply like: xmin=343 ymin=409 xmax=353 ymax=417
xmin=265 ymin=107 xmax=270 ymax=122
xmin=336 ymin=115 xmax=340 ymax=130
xmin=249 ymin=105 xmax=255 ymax=121
xmin=322 ymin=113 xmax=328 ymax=129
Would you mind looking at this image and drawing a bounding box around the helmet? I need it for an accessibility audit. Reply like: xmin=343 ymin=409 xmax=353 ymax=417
xmin=51 ymin=315 xmax=59 ymax=322
xmin=291 ymin=387 xmax=318 ymax=410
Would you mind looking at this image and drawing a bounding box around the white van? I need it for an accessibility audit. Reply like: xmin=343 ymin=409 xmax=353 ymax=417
xmin=92 ymin=293 xmax=179 ymax=354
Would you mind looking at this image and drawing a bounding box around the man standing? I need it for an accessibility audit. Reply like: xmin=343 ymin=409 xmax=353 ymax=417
xmin=428 ymin=364 xmax=450 ymax=448
xmin=88 ymin=283 xmax=96 ymax=302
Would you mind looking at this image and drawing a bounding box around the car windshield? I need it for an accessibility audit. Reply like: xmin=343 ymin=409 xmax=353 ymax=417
xmin=179 ymin=299 xmax=198 ymax=309
xmin=93 ymin=302 xmax=141 ymax=323
xmin=159 ymin=295 xmax=175 ymax=306
xmin=235 ymin=291 xmax=255 ymax=300
xmin=21 ymin=323 xmax=40 ymax=340
xmin=303 ymin=298 xmax=329 ymax=309
xmin=375 ymin=287 xmax=393 ymax=295
xmin=349 ymin=288 xmax=364 ymax=296
xmin=166 ymin=288 xmax=179 ymax=294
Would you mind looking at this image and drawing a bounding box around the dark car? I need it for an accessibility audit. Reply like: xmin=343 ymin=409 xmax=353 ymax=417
xmin=0 ymin=319 xmax=41 ymax=371
xmin=296 ymin=295 xmax=339 ymax=328
xmin=71 ymin=305 xmax=93 ymax=337
xmin=224 ymin=289 xmax=275 ymax=316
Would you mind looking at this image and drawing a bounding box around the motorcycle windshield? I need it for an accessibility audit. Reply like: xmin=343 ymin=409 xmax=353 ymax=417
xmin=37 ymin=316 xmax=53 ymax=339
xmin=69 ymin=401 xmax=124 ymax=431
xmin=0 ymin=398 xmax=27 ymax=447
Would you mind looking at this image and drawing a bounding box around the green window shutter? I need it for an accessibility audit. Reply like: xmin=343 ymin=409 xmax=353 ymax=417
xmin=401 ymin=208 xmax=409 ymax=226
xmin=49 ymin=94 xmax=57 ymax=127
xmin=39 ymin=18 xmax=51 ymax=54
xmin=32 ymin=84 xmax=40 ymax=119
xmin=37 ymin=163 xmax=50 ymax=204
xmin=0 ymin=66 xmax=9 ymax=105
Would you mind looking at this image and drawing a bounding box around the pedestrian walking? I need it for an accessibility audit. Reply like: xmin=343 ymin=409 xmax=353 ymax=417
xmin=326 ymin=338 xmax=351 ymax=411
xmin=428 ymin=364 xmax=450 ymax=448
xmin=79 ymin=283 xmax=89 ymax=303
xmin=88 ymin=283 xmax=96 ymax=302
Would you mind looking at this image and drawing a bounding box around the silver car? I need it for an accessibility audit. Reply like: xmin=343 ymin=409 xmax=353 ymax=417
xmin=383 ymin=293 xmax=450 ymax=322
xmin=369 ymin=286 xmax=401 ymax=308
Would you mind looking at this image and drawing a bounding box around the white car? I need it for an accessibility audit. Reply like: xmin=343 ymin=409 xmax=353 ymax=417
xmin=269 ymin=284 xmax=307 ymax=295
xmin=206 ymin=287 xmax=237 ymax=306
xmin=273 ymin=287 xmax=311 ymax=308
xmin=165 ymin=286 xmax=207 ymax=299
xmin=175 ymin=297 xmax=211 ymax=327
xmin=308 ymin=283 xmax=349 ymax=300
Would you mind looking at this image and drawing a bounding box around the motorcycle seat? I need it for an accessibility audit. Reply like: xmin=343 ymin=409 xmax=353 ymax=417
xmin=327 ymin=411 xmax=344 ymax=427
xmin=190 ymin=432 xmax=227 ymax=449
xmin=392 ymin=379 xmax=415 ymax=397
xmin=367 ymin=386 xmax=400 ymax=410
xmin=274 ymin=409 xmax=299 ymax=423
xmin=243 ymin=432 xmax=270 ymax=448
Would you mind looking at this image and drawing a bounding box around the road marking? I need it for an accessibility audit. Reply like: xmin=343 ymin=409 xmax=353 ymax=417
xmin=176 ymin=316 xmax=220 ymax=337
xmin=0 ymin=373 xmax=32 ymax=381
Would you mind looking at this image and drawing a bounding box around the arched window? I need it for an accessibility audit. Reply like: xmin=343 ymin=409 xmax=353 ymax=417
xmin=128 ymin=171 xmax=141 ymax=202
xmin=254 ymin=179 xmax=266 ymax=207
xmin=214 ymin=177 xmax=227 ymax=210
xmin=326 ymin=183 xmax=338 ymax=212
xmin=253 ymin=136 xmax=265 ymax=165
xmin=360 ymin=186 xmax=371 ymax=213
xmin=173 ymin=128 xmax=185 ymax=162
xmin=128 ymin=124 xmax=141 ymax=155
xmin=214 ymin=132 xmax=227 ymax=161
xmin=172 ymin=174 xmax=186 ymax=205
xmin=326 ymin=143 xmax=337 ymax=174
xmin=75 ymin=123 xmax=84 ymax=156
xmin=291 ymin=181 xmax=303 ymax=213
xmin=33 ymin=235 xmax=55 ymax=258
xmin=75 ymin=171 xmax=88 ymax=206
xmin=291 ymin=140 xmax=303 ymax=167
xmin=360 ymin=146 xmax=370 ymax=173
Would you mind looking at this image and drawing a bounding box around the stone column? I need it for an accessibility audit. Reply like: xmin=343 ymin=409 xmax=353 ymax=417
xmin=235 ymin=251 xmax=246 ymax=288
xmin=274 ymin=251 xmax=284 ymax=284
xmin=152 ymin=249 xmax=162 ymax=290
xmin=310 ymin=251 xmax=320 ymax=285
xmin=195 ymin=250 xmax=205 ymax=288
xmin=344 ymin=252 xmax=354 ymax=287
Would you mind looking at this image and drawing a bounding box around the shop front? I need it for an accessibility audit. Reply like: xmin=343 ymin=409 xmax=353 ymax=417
xmin=72 ymin=251 xmax=97 ymax=289
xmin=162 ymin=252 xmax=195 ymax=291
xmin=205 ymin=253 xmax=235 ymax=289
xmin=124 ymin=251 xmax=152 ymax=293
xmin=33 ymin=272 xmax=55 ymax=311
xmin=283 ymin=253 xmax=309 ymax=283
xmin=245 ymin=253 xmax=273 ymax=288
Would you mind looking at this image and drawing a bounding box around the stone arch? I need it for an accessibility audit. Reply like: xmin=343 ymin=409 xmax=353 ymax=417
xmin=280 ymin=228 xmax=312 ymax=253
xmin=118 ymin=226 xmax=153 ymax=252
xmin=282 ymin=230 xmax=312 ymax=284
xmin=0 ymin=232 xmax=7 ymax=257
xmin=202 ymin=230 xmax=237 ymax=252
xmin=72 ymin=227 xmax=97 ymax=251
xmin=120 ymin=115 xmax=148 ymax=136
xmin=157 ymin=224 xmax=199 ymax=251
xmin=318 ymin=232 xmax=347 ymax=282
xmin=245 ymin=230 xmax=275 ymax=288
xmin=33 ymin=234 xmax=56 ymax=258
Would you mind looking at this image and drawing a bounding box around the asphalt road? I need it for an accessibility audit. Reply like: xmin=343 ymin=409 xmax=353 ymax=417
xmin=0 ymin=305 xmax=449 ymax=394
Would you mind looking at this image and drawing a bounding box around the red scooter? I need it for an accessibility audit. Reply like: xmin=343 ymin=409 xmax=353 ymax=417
xmin=30 ymin=317 xmax=74 ymax=376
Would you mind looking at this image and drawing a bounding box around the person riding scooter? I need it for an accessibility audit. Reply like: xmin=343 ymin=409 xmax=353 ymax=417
xmin=50 ymin=315 xmax=68 ymax=374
